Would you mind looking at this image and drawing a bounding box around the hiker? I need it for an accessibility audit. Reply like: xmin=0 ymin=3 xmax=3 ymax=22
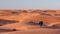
xmin=39 ymin=21 xmax=43 ymax=27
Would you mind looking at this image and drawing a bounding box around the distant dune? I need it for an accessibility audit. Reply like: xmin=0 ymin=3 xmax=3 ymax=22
xmin=0 ymin=9 xmax=60 ymax=34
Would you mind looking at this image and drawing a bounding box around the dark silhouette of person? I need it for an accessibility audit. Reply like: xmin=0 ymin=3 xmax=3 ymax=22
xmin=39 ymin=21 xmax=43 ymax=27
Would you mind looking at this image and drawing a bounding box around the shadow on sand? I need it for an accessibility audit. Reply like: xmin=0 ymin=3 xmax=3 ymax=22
xmin=26 ymin=21 xmax=60 ymax=29
xmin=0 ymin=19 xmax=19 ymax=26
xmin=40 ymin=25 xmax=60 ymax=29
xmin=0 ymin=28 xmax=18 ymax=33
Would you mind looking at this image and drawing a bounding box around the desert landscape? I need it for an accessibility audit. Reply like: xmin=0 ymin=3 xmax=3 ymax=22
xmin=0 ymin=9 xmax=60 ymax=34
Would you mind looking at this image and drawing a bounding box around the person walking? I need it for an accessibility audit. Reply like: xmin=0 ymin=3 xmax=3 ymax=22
xmin=39 ymin=21 xmax=43 ymax=27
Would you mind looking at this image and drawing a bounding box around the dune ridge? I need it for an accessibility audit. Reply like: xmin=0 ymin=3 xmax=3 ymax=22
xmin=0 ymin=10 xmax=60 ymax=34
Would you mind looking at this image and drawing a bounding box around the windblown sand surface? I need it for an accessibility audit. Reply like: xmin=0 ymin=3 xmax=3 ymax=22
xmin=0 ymin=10 xmax=60 ymax=34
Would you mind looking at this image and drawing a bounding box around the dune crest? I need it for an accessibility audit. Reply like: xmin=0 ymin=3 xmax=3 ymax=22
xmin=0 ymin=10 xmax=60 ymax=34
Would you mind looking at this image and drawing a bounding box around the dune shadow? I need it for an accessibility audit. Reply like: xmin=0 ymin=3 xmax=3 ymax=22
xmin=0 ymin=19 xmax=19 ymax=26
xmin=26 ymin=21 xmax=60 ymax=29
xmin=11 ymin=12 xmax=20 ymax=15
xmin=26 ymin=21 xmax=39 ymax=26
xmin=0 ymin=28 xmax=18 ymax=33
xmin=41 ymin=25 xmax=60 ymax=29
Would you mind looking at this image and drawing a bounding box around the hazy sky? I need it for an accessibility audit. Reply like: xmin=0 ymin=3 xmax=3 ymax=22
xmin=0 ymin=0 xmax=60 ymax=10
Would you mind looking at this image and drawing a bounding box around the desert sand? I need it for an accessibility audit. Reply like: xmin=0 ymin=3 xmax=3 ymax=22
xmin=0 ymin=10 xmax=60 ymax=34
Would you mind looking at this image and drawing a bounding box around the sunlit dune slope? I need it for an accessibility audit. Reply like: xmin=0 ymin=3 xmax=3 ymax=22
xmin=0 ymin=12 xmax=41 ymax=23
xmin=0 ymin=10 xmax=60 ymax=29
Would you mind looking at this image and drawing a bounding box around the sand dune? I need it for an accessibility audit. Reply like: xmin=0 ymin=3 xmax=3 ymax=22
xmin=0 ymin=10 xmax=60 ymax=34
